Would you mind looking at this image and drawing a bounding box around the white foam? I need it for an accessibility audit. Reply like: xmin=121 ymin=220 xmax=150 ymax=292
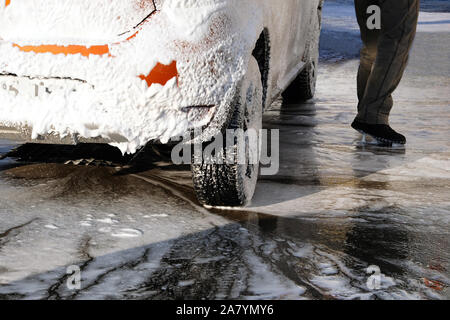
xmin=96 ymin=218 xmax=118 ymax=224
xmin=144 ymin=213 xmax=169 ymax=218
xmin=0 ymin=0 xmax=266 ymax=153
xmin=178 ymin=279 xmax=196 ymax=287
xmin=111 ymin=228 xmax=144 ymax=238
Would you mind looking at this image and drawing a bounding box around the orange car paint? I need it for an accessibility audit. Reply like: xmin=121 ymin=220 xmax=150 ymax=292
xmin=423 ymin=278 xmax=445 ymax=291
xmin=126 ymin=31 xmax=140 ymax=41
xmin=13 ymin=44 xmax=110 ymax=57
xmin=139 ymin=61 xmax=179 ymax=87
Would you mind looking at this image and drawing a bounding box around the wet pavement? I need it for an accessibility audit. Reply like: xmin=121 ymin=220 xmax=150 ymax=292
xmin=0 ymin=1 xmax=449 ymax=300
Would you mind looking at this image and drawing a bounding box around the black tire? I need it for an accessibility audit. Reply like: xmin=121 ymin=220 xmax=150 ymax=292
xmin=282 ymin=1 xmax=323 ymax=103
xmin=191 ymin=58 xmax=263 ymax=207
xmin=283 ymin=61 xmax=317 ymax=102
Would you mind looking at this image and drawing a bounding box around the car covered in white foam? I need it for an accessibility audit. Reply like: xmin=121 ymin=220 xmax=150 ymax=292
xmin=0 ymin=0 xmax=323 ymax=206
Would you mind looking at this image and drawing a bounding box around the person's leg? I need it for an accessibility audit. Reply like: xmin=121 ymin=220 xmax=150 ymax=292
xmin=355 ymin=0 xmax=380 ymax=106
xmin=357 ymin=0 xmax=420 ymax=125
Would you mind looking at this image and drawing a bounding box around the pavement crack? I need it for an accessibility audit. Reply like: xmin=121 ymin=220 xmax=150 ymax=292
xmin=69 ymin=246 xmax=152 ymax=299
xmin=248 ymin=230 xmax=328 ymax=299
xmin=0 ymin=219 xmax=38 ymax=239
xmin=46 ymin=236 xmax=94 ymax=300
xmin=0 ymin=218 xmax=38 ymax=248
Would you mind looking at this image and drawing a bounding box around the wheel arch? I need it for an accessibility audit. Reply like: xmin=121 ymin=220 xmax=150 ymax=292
xmin=251 ymin=28 xmax=271 ymax=110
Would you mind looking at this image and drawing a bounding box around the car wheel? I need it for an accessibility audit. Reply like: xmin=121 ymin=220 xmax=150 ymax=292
xmin=282 ymin=1 xmax=323 ymax=103
xmin=191 ymin=57 xmax=263 ymax=207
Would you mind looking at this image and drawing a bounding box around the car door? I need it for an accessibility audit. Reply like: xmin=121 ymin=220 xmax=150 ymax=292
xmin=286 ymin=0 xmax=317 ymax=71
xmin=266 ymin=0 xmax=318 ymax=99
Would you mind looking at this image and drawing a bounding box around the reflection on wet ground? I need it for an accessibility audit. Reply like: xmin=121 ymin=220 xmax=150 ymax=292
xmin=0 ymin=88 xmax=448 ymax=299
xmin=0 ymin=2 xmax=449 ymax=300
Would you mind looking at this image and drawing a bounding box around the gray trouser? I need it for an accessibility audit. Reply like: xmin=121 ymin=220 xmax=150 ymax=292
xmin=355 ymin=0 xmax=420 ymax=124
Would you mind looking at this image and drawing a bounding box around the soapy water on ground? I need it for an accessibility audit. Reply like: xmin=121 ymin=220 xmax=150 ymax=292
xmin=0 ymin=0 xmax=449 ymax=300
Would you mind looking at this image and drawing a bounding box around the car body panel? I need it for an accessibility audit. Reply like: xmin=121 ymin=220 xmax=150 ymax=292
xmin=0 ymin=0 xmax=322 ymax=153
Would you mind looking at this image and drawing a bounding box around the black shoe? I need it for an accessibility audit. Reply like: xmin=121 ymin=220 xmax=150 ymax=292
xmin=351 ymin=119 xmax=406 ymax=145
